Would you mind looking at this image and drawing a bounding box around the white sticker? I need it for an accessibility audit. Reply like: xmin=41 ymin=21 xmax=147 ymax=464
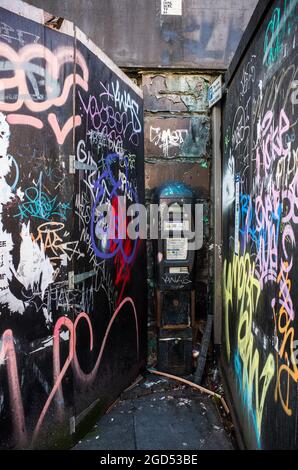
xmin=164 ymin=220 xmax=189 ymax=231
xmin=208 ymin=75 xmax=223 ymax=108
xmin=169 ymin=267 xmax=188 ymax=274
xmin=166 ymin=238 xmax=188 ymax=260
xmin=161 ymin=0 xmax=182 ymax=16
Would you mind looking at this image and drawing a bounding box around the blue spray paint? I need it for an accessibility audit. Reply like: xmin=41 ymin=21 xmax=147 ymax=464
xmin=90 ymin=153 xmax=139 ymax=263
xmin=234 ymin=351 xmax=262 ymax=449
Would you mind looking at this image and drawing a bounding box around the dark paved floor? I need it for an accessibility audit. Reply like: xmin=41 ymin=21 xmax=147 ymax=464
xmin=73 ymin=375 xmax=234 ymax=451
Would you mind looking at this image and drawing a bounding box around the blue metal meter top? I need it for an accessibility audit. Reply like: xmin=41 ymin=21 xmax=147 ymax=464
xmin=154 ymin=181 xmax=197 ymax=292
xmin=155 ymin=181 xmax=194 ymax=200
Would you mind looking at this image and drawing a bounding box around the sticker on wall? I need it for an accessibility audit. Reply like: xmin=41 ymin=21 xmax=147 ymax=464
xmin=166 ymin=238 xmax=188 ymax=260
xmin=208 ymin=75 xmax=222 ymax=108
xmin=169 ymin=267 xmax=188 ymax=274
xmin=234 ymin=175 xmax=240 ymax=255
xmin=164 ymin=220 xmax=189 ymax=231
xmin=161 ymin=0 xmax=182 ymax=16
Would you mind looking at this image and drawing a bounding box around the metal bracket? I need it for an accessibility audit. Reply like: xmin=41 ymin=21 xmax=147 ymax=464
xmin=68 ymin=271 xmax=75 ymax=290
xmin=69 ymin=154 xmax=75 ymax=174
xmin=69 ymin=416 xmax=76 ymax=435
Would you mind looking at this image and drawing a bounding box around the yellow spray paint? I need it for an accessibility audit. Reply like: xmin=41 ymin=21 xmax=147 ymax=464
xmin=223 ymin=253 xmax=275 ymax=441
xmin=273 ymin=261 xmax=298 ymax=416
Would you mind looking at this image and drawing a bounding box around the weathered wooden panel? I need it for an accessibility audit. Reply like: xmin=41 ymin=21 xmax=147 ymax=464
xmin=145 ymin=162 xmax=210 ymax=197
xmin=145 ymin=116 xmax=210 ymax=159
xmin=143 ymin=74 xmax=212 ymax=113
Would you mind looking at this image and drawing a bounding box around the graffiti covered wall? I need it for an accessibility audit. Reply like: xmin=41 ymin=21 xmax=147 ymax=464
xmin=222 ymin=0 xmax=298 ymax=449
xmin=0 ymin=2 xmax=146 ymax=448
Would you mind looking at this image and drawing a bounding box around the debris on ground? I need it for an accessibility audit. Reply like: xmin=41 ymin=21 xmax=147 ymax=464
xmin=73 ymin=373 xmax=234 ymax=451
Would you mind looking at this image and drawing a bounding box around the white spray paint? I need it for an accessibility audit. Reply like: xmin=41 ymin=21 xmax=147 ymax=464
xmin=222 ymin=151 xmax=235 ymax=210
xmin=0 ymin=113 xmax=54 ymax=317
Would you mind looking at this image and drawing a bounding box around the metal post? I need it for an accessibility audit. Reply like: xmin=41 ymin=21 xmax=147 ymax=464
xmin=212 ymin=103 xmax=222 ymax=345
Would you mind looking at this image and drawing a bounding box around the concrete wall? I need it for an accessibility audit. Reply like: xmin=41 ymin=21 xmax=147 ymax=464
xmin=26 ymin=0 xmax=258 ymax=69
xmin=222 ymin=0 xmax=298 ymax=449
xmin=0 ymin=1 xmax=147 ymax=449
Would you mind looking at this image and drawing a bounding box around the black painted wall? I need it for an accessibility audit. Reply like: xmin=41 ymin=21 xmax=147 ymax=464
xmin=0 ymin=4 xmax=146 ymax=449
xmin=222 ymin=0 xmax=298 ymax=449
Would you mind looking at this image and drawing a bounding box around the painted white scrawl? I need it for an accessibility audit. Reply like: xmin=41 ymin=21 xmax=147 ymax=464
xmin=0 ymin=112 xmax=54 ymax=316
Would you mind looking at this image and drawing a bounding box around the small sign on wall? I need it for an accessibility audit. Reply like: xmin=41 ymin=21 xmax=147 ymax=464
xmin=166 ymin=238 xmax=188 ymax=260
xmin=161 ymin=0 xmax=182 ymax=16
xmin=208 ymin=75 xmax=223 ymax=108
xmin=234 ymin=175 xmax=240 ymax=255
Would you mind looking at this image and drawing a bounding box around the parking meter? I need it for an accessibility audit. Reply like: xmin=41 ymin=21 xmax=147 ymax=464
xmin=155 ymin=182 xmax=198 ymax=291
xmin=154 ymin=181 xmax=204 ymax=375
